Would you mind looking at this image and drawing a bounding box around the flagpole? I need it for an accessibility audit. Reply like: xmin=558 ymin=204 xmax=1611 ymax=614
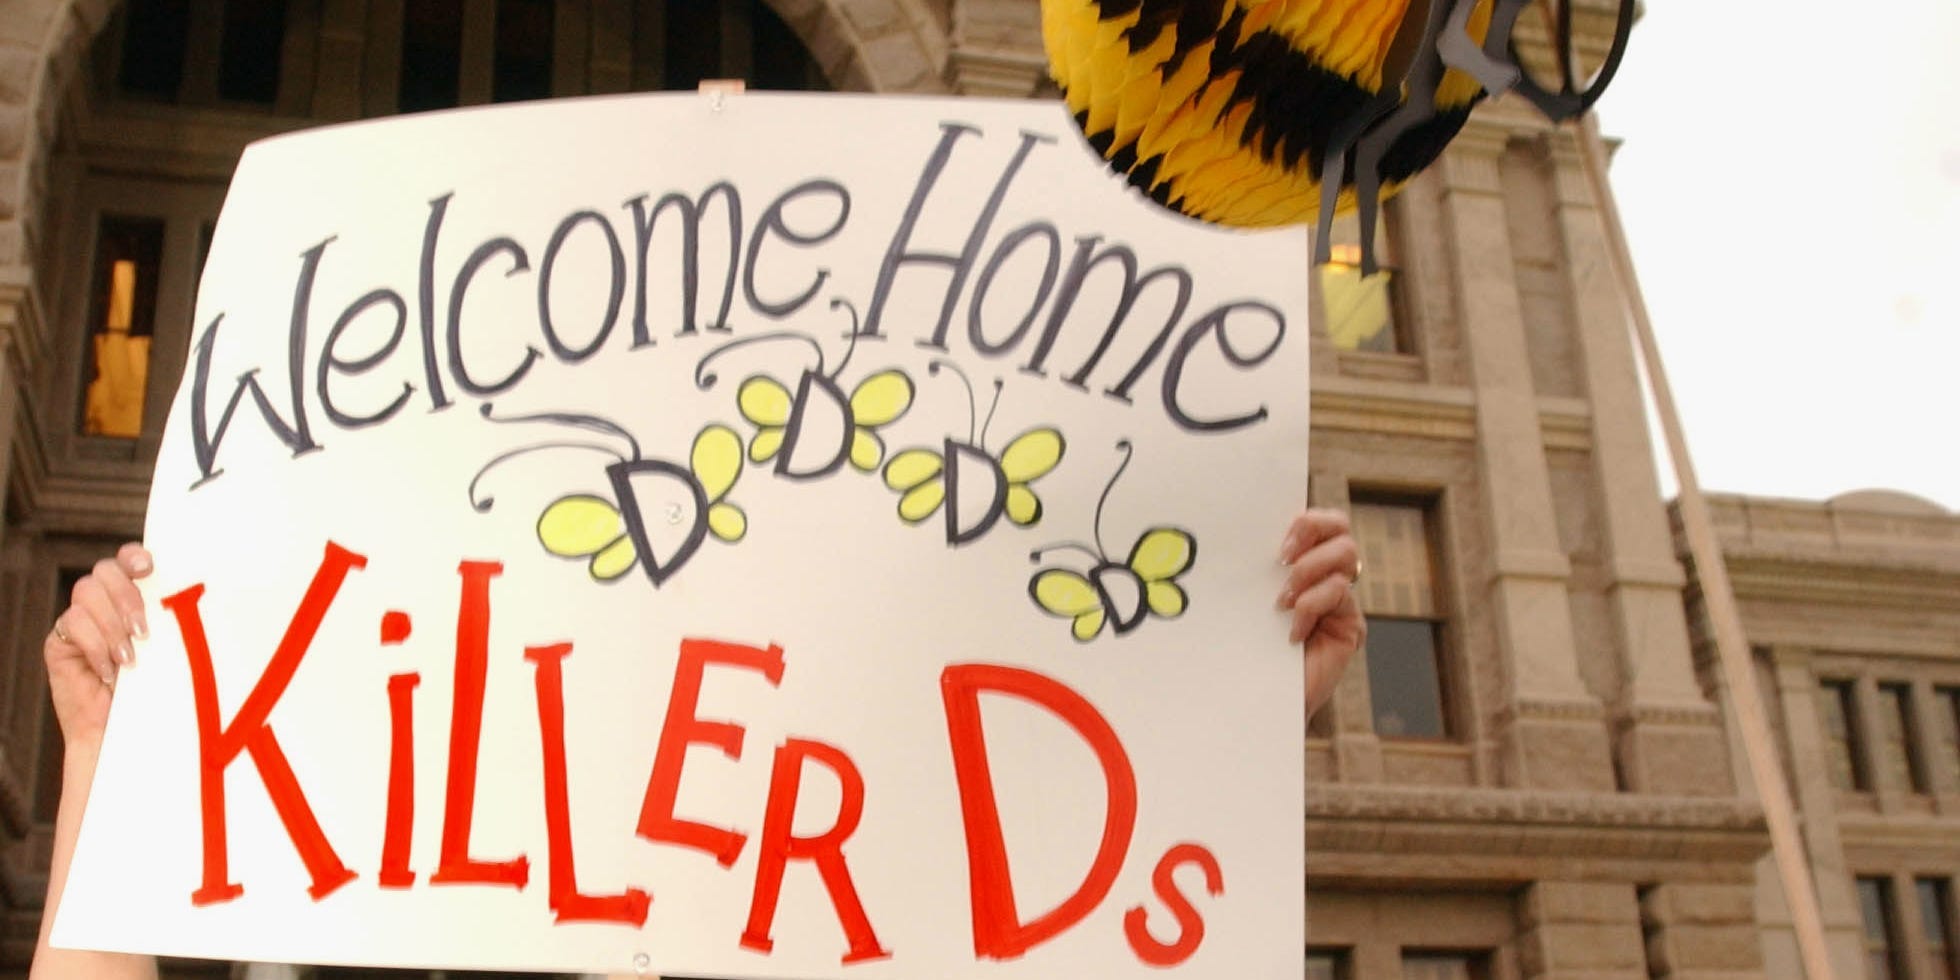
xmin=1559 ymin=108 xmax=1840 ymax=980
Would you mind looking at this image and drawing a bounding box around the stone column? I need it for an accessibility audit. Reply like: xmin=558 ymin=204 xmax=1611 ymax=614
xmin=0 ymin=268 xmax=42 ymax=553
xmin=1517 ymin=881 xmax=1645 ymax=979
xmin=1547 ymin=134 xmax=1733 ymax=797
xmin=1639 ymin=882 xmax=1765 ymax=979
xmin=1437 ymin=122 xmax=1612 ymax=792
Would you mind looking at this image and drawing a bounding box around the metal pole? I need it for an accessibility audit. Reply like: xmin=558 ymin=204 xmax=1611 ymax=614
xmin=1561 ymin=109 xmax=1839 ymax=980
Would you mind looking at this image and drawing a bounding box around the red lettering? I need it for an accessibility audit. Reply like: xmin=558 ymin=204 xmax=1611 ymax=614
xmin=431 ymin=560 xmax=529 ymax=889
xmin=1122 ymin=843 xmax=1222 ymax=966
xmin=741 ymin=739 xmax=888 ymax=964
xmin=637 ymin=638 xmax=785 ymax=865
xmin=167 ymin=540 xmax=365 ymax=905
xmin=378 ymin=672 xmax=418 ymax=888
xmin=527 ymin=643 xmax=652 ymax=925
xmin=940 ymin=664 xmax=1137 ymax=960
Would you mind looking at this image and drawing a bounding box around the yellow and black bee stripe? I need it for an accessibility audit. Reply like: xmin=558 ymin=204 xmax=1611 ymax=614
xmin=1043 ymin=0 xmax=1495 ymax=228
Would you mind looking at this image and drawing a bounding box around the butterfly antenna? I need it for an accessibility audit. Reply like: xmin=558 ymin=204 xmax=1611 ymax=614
xmin=479 ymin=403 xmax=641 ymax=459
xmin=1029 ymin=542 xmax=1102 ymax=564
xmin=977 ymin=379 xmax=1006 ymax=447
xmin=1092 ymin=439 xmax=1135 ymax=558
xmin=928 ymin=359 xmax=979 ymax=443
xmin=693 ymin=331 xmax=826 ymax=390
xmin=468 ymin=442 xmax=626 ymax=513
xmin=829 ymin=298 xmax=864 ymax=379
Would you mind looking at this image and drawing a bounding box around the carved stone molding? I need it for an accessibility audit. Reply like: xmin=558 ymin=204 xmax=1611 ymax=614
xmin=1492 ymin=696 xmax=1608 ymax=728
xmin=1307 ymin=785 xmax=1771 ymax=868
xmin=1629 ymin=703 xmax=1722 ymax=728
xmin=944 ymin=45 xmax=1047 ymax=98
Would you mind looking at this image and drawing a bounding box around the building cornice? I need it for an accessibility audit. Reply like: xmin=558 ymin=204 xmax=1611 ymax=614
xmin=1308 ymin=785 xmax=1770 ymax=871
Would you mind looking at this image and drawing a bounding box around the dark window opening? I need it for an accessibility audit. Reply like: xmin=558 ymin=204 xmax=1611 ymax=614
xmin=1820 ymin=679 xmax=1869 ymax=792
xmin=1366 ymin=618 xmax=1448 ymax=739
xmin=750 ymin=0 xmax=818 ymax=90
xmin=400 ymin=0 xmax=465 ymax=112
xmin=662 ymin=0 xmax=720 ymax=90
xmin=118 ymin=0 xmax=192 ymax=100
xmin=1879 ymin=682 xmax=1929 ymax=793
xmin=1921 ymin=878 xmax=1959 ymax=980
xmin=493 ymin=0 xmax=555 ymax=103
xmin=1306 ymin=949 xmax=1350 ymax=980
xmin=217 ymin=0 xmax=287 ymax=103
xmin=1860 ymin=877 xmax=1902 ymax=980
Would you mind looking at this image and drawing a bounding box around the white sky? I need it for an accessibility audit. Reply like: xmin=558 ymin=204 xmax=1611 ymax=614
xmin=1597 ymin=0 xmax=1960 ymax=510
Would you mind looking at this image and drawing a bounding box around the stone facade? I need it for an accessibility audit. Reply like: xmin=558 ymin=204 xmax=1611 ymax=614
xmin=1677 ymin=492 xmax=1960 ymax=980
xmin=0 ymin=2 xmax=1950 ymax=979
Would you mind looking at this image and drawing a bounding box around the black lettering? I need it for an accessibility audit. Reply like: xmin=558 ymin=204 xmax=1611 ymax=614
xmin=417 ymin=194 xmax=454 ymax=410
xmin=537 ymin=210 xmax=625 ymax=363
xmin=968 ymin=221 xmax=1059 ymax=355
xmin=317 ymin=288 xmax=413 ymax=429
xmin=446 ymin=238 xmax=539 ymax=396
xmin=185 ymin=238 xmax=332 ymax=487
xmin=742 ymin=179 xmax=850 ymax=319
xmin=624 ymin=183 xmax=742 ymax=344
xmin=1161 ymin=301 xmax=1286 ymax=432
xmin=863 ymin=124 xmax=1051 ymax=347
xmin=1024 ymin=238 xmax=1192 ymax=401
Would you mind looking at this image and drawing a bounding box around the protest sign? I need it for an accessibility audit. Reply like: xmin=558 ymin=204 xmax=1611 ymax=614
xmin=54 ymin=92 xmax=1311 ymax=978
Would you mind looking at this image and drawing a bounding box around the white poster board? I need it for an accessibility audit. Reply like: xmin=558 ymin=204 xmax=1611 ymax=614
xmin=55 ymin=93 xmax=1311 ymax=978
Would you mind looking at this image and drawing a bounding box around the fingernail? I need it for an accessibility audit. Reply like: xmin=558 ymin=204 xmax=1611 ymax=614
xmin=129 ymin=611 xmax=149 ymax=641
xmin=120 ymin=640 xmax=137 ymax=666
xmin=1275 ymin=589 xmax=1295 ymax=612
xmin=130 ymin=552 xmax=153 ymax=575
xmin=1278 ymin=532 xmax=1299 ymax=564
xmin=98 ymin=665 xmax=115 ymax=687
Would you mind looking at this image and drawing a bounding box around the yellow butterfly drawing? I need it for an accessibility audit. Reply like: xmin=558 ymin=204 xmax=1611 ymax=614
xmin=1029 ymin=441 xmax=1195 ymax=641
xmin=697 ymin=299 xmax=913 ymax=479
xmin=883 ymin=361 xmax=1064 ymax=545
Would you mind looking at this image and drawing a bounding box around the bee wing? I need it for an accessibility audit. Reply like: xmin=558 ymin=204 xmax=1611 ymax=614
xmin=898 ymin=479 xmax=946 ymax=523
xmin=1031 ymin=568 xmax=1101 ymax=617
xmin=748 ymin=427 xmax=785 ymax=463
xmin=849 ymin=369 xmax=915 ymax=427
xmin=1001 ymin=428 xmax=1065 ymax=483
xmin=692 ymin=424 xmax=744 ymax=502
xmin=538 ymin=495 xmax=627 ymax=558
xmin=1072 ymin=608 xmax=1108 ymax=642
xmin=883 ymin=447 xmax=944 ymax=491
xmin=708 ymin=501 xmax=747 ymax=542
xmin=1129 ymin=527 xmax=1196 ymax=582
xmin=738 ymin=376 xmax=793 ymax=427
xmin=1005 ymin=484 xmax=1043 ymax=526
xmin=849 ymin=429 xmax=886 ymax=472
xmin=1145 ymin=581 xmax=1188 ymax=618
xmin=589 ymin=537 xmax=640 ymax=580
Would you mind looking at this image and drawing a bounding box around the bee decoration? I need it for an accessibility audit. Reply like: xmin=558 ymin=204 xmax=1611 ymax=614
xmin=1042 ymin=0 xmax=1634 ymax=275
xmin=1028 ymin=440 xmax=1195 ymax=642
xmin=468 ymin=404 xmax=746 ymax=587
xmin=883 ymin=360 xmax=1065 ymax=546
xmin=694 ymin=297 xmax=914 ymax=480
